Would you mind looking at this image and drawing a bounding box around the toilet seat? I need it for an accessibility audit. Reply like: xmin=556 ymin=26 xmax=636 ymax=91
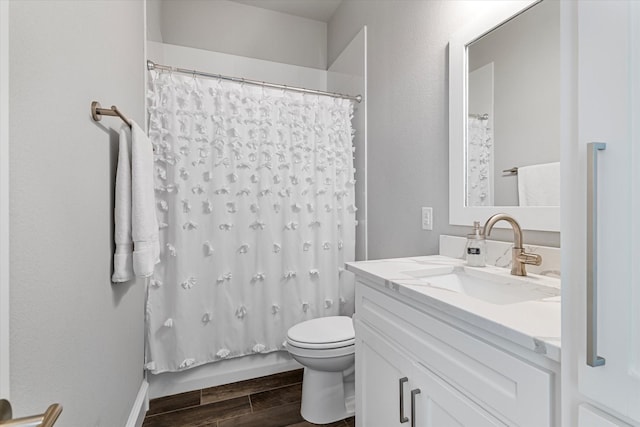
xmin=286 ymin=340 xmax=355 ymax=359
xmin=287 ymin=337 xmax=355 ymax=350
xmin=286 ymin=316 xmax=355 ymax=350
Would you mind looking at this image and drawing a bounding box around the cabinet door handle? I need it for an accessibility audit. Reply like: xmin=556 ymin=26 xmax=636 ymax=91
xmin=587 ymin=142 xmax=606 ymax=367
xmin=410 ymin=388 xmax=421 ymax=427
xmin=399 ymin=377 xmax=409 ymax=423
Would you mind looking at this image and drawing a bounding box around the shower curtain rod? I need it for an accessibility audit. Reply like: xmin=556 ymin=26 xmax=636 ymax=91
xmin=147 ymin=60 xmax=363 ymax=103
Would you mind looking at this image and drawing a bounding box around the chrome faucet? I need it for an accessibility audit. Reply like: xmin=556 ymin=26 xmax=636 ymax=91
xmin=482 ymin=213 xmax=542 ymax=276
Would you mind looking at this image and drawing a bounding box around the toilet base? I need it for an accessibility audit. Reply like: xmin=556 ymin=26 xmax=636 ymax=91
xmin=300 ymin=367 xmax=355 ymax=424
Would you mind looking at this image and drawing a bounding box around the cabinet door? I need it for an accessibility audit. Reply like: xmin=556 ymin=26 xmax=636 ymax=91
xmin=356 ymin=319 xmax=405 ymax=427
xmin=356 ymin=319 xmax=505 ymax=427
xmin=563 ymin=0 xmax=640 ymax=424
xmin=409 ymin=360 xmax=506 ymax=427
xmin=578 ymin=405 xmax=632 ymax=427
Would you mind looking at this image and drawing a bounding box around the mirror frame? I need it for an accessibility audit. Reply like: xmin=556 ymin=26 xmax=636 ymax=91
xmin=448 ymin=0 xmax=560 ymax=232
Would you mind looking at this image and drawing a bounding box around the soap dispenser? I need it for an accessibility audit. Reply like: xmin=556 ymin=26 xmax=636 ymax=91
xmin=466 ymin=221 xmax=486 ymax=267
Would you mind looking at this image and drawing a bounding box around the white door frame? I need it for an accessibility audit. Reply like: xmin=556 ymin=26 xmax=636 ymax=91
xmin=0 ymin=0 xmax=10 ymax=399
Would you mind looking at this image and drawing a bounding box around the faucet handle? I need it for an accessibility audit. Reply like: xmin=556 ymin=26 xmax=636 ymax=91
xmin=0 ymin=401 xmax=62 ymax=427
xmin=517 ymin=252 xmax=542 ymax=266
xmin=41 ymin=404 xmax=63 ymax=427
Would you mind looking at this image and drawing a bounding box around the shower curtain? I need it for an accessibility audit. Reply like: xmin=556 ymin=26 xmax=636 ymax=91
xmin=145 ymin=70 xmax=356 ymax=374
xmin=466 ymin=115 xmax=493 ymax=206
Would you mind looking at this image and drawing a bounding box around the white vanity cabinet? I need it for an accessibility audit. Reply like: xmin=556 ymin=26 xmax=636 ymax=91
xmin=357 ymin=319 xmax=503 ymax=427
xmin=353 ymin=278 xmax=560 ymax=427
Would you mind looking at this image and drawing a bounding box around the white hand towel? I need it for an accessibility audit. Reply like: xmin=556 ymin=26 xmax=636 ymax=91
xmin=112 ymin=122 xmax=160 ymax=282
xmin=112 ymin=125 xmax=134 ymax=282
xmin=517 ymin=162 xmax=560 ymax=206
xmin=131 ymin=122 xmax=160 ymax=278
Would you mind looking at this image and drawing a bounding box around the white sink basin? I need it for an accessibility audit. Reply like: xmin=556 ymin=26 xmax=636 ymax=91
xmin=402 ymin=266 xmax=559 ymax=305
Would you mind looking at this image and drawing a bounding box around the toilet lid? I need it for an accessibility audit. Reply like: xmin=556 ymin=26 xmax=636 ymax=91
xmin=287 ymin=316 xmax=355 ymax=346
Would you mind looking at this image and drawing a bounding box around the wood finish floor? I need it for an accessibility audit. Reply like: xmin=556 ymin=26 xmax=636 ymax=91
xmin=143 ymin=369 xmax=356 ymax=427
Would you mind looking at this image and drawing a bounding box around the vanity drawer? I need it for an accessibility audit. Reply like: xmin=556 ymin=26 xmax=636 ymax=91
xmin=355 ymin=281 xmax=553 ymax=427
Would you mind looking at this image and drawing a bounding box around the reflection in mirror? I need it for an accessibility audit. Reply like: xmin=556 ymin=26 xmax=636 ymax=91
xmin=465 ymin=0 xmax=560 ymax=207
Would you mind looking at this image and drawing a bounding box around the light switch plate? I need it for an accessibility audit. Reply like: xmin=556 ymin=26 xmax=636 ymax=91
xmin=422 ymin=207 xmax=433 ymax=230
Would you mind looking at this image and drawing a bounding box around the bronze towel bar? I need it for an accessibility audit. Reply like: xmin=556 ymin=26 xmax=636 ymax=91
xmin=91 ymin=101 xmax=131 ymax=127
xmin=502 ymin=167 xmax=519 ymax=176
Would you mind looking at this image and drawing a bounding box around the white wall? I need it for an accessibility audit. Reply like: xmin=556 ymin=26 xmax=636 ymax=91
xmin=9 ymin=1 xmax=146 ymax=425
xmin=148 ymin=42 xmax=327 ymax=91
xmin=328 ymin=0 xmax=560 ymax=258
xmin=159 ymin=0 xmax=328 ymax=70
xmin=147 ymin=0 xmax=163 ymax=43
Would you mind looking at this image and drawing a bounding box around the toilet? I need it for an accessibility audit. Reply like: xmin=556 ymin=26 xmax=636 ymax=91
xmin=286 ymin=316 xmax=356 ymax=424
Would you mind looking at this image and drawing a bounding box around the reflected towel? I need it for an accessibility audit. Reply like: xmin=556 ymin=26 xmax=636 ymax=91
xmin=112 ymin=122 xmax=159 ymax=282
xmin=517 ymin=162 xmax=560 ymax=206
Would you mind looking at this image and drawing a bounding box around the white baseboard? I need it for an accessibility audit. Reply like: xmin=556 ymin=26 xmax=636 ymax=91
xmin=126 ymin=380 xmax=149 ymax=427
xmin=149 ymin=352 xmax=301 ymax=399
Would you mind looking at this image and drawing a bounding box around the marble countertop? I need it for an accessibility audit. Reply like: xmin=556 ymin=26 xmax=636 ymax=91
xmin=346 ymin=255 xmax=561 ymax=362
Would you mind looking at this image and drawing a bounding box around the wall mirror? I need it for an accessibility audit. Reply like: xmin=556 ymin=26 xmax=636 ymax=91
xmin=449 ymin=0 xmax=560 ymax=231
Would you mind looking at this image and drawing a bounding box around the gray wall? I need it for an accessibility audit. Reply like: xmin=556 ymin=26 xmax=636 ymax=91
xmin=469 ymin=0 xmax=560 ymax=206
xmin=147 ymin=0 xmax=164 ymax=43
xmin=159 ymin=0 xmax=328 ymax=69
xmin=328 ymin=0 xmax=560 ymax=259
xmin=9 ymin=1 xmax=146 ymax=425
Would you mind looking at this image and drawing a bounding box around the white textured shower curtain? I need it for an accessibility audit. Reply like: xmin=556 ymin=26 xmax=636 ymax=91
xmin=145 ymin=71 xmax=356 ymax=374
xmin=467 ymin=115 xmax=493 ymax=206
